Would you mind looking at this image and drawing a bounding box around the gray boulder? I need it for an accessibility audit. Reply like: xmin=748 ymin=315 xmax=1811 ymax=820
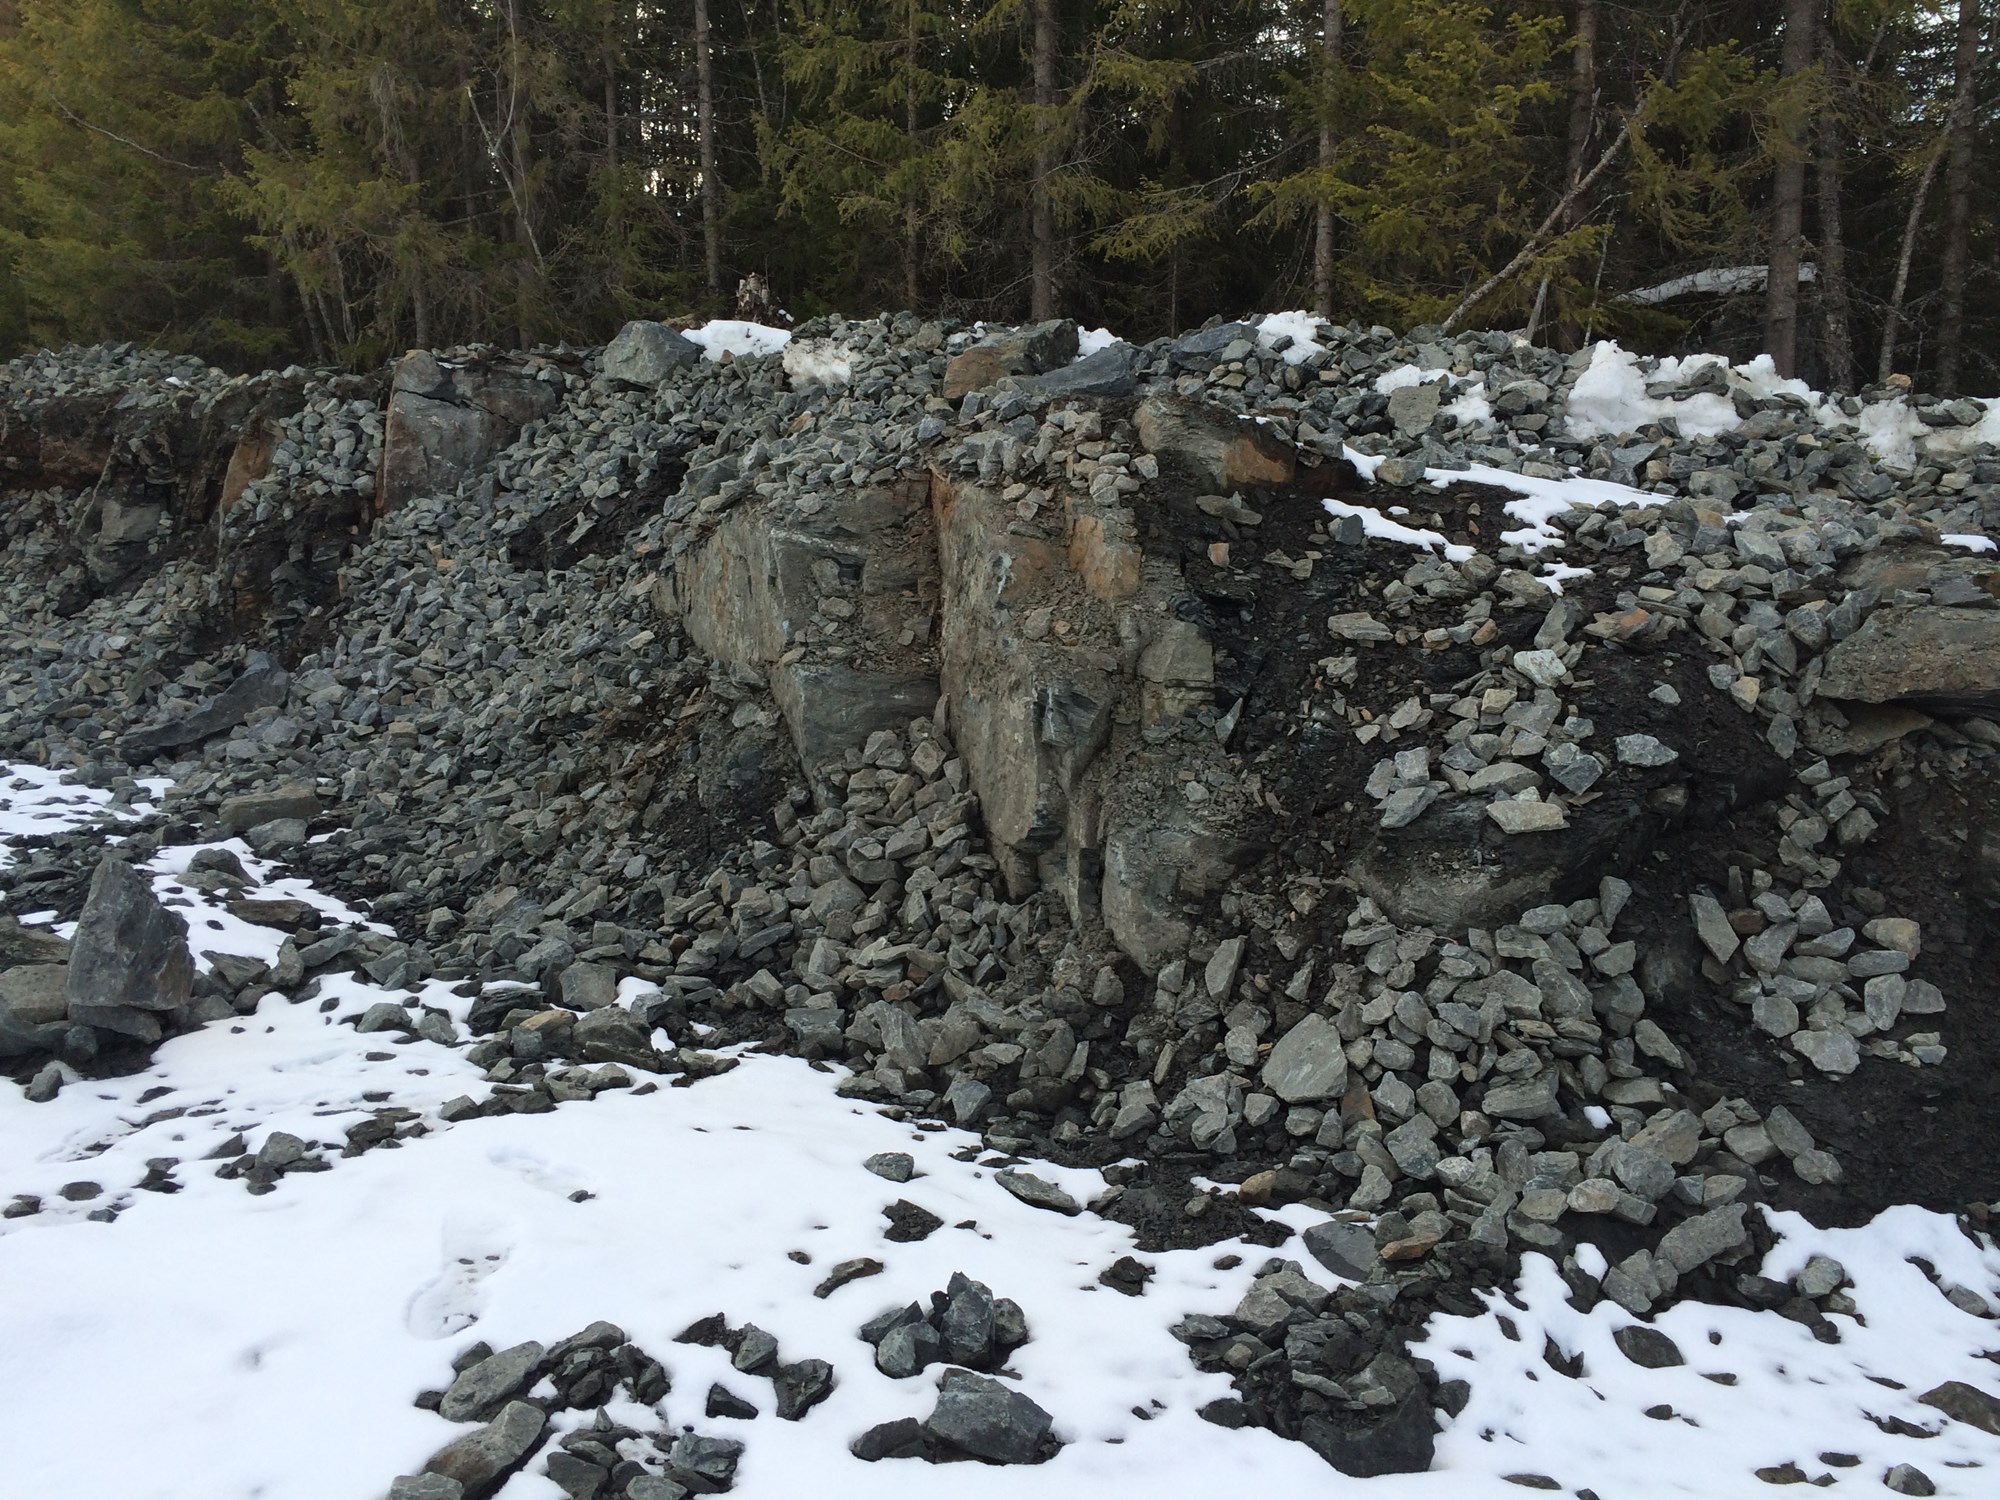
xmin=1386 ymin=381 xmax=1441 ymax=436
xmin=1261 ymin=1013 xmax=1348 ymax=1103
xmin=573 ymin=1005 xmax=658 ymax=1071
xmin=668 ymin=1432 xmax=743 ymax=1491
xmin=602 ymin=321 xmax=701 ymax=386
xmin=421 ymin=1400 xmax=546 ymax=1498
xmin=218 ymin=783 xmax=321 ymax=834
xmin=557 ymin=962 xmax=620 ymax=1012
xmin=1299 ymin=1351 xmax=1436 ymax=1476
xmin=1009 ymin=342 xmax=1140 ymax=399
xmin=1170 ymin=322 xmax=1259 ymax=360
xmin=64 ymin=856 xmax=193 ymax=1040
xmin=0 ymin=917 xmax=69 ymax=967
xmin=1134 ymin=395 xmax=1295 ymax=491
xmin=1818 ymin=606 xmax=2000 ymax=712
xmin=1656 ymin=1203 xmax=1749 ymax=1274
xmin=440 ymin=1341 xmax=545 ymax=1423
xmin=1302 ymin=1219 xmax=1382 ymax=1282
xmin=376 ymin=353 xmax=559 ymax=513
xmin=0 ymin=965 xmax=68 ymax=1056
xmin=943 ymin=320 xmax=1078 ymax=399
xmin=923 ymin=1369 xmax=1057 ymax=1464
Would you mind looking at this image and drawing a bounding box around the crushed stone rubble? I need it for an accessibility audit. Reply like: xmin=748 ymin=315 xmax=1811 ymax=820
xmin=3 ymin=311 xmax=1999 ymax=1487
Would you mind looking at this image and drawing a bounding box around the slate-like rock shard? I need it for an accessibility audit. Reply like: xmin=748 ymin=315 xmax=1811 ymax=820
xmin=64 ymin=855 xmax=193 ymax=1039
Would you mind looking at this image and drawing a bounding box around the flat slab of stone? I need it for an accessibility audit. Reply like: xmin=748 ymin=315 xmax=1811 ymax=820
xmin=994 ymin=1170 xmax=1080 ymax=1216
xmin=1818 ymin=606 xmax=2000 ymax=712
xmin=0 ymin=964 xmax=68 ymax=1055
xmin=1485 ymin=800 xmax=1568 ymax=834
xmin=217 ymin=783 xmax=321 ymax=834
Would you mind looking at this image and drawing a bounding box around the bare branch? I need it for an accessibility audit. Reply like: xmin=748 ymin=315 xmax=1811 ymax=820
xmin=1441 ymin=100 xmax=1645 ymax=335
xmin=47 ymin=96 xmax=212 ymax=175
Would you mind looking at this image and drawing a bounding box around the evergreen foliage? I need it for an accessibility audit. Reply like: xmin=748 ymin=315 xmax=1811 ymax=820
xmin=0 ymin=0 xmax=1989 ymax=391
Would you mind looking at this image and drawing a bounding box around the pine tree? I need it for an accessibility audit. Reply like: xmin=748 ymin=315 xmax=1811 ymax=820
xmin=767 ymin=0 xmax=969 ymax=315
xmin=0 ymin=0 xmax=299 ymax=364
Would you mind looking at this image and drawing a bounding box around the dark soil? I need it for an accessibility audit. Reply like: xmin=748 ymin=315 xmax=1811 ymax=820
xmin=505 ymin=449 xmax=692 ymax=574
xmin=1640 ymin=751 xmax=2000 ymax=1226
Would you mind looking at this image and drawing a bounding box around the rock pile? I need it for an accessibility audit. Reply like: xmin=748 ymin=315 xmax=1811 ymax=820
xmin=857 ymin=1273 xmax=1030 ymax=1380
xmin=5 ymin=309 xmax=1998 ymax=1480
xmin=393 ymin=1323 xmax=696 ymax=1500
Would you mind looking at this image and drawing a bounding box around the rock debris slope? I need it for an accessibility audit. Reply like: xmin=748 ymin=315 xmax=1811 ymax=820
xmin=3 ymin=312 xmax=2000 ymax=1489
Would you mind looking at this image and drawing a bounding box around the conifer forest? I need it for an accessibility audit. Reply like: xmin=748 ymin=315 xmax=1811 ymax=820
xmin=0 ymin=2 xmax=1992 ymax=388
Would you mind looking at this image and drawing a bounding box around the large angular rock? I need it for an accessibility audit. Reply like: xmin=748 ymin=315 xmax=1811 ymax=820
xmin=943 ymin=320 xmax=1078 ymax=400
xmin=120 ymin=652 xmax=289 ymax=758
xmin=377 ymin=351 xmax=560 ymax=514
xmin=601 ymin=320 xmax=701 ymax=385
xmin=421 ymin=1400 xmax=547 ymax=1498
xmin=1170 ymin=322 xmax=1258 ymax=360
xmin=1919 ymin=1380 xmax=2000 ymax=1437
xmin=1300 ymin=1352 xmax=1436 ymax=1476
xmin=440 ymin=1341 xmax=545 ymax=1423
xmin=1134 ymin=396 xmax=1295 ymax=491
xmin=1261 ymin=1014 xmax=1349 ymax=1103
xmin=1007 ymin=342 xmax=1140 ymax=400
xmin=1818 ymin=606 xmax=2000 ymax=712
xmin=573 ymin=1006 xmax=658 ymax=1071
xmin=659 ymin=474 xmax=940 ymax=768
xmin=933 ymin=472 xmax=1241 ymax=968
xmin=0 ymin=965 xmax=68 ymax=1056
xmin=217 ymin=782 xmax=321 ymax=834
xmin=1386 ymin=381 xmax=1442 ymax=436
xmin=64 ymin=857 xmax=192 ymax=1039
xmin=1352 ymin=799 xmax=1640 ymax=933
xmin=1656 ymin=1203 xmax=1749 ymax=1274
xmin=923 ymin=1369 xmax=1057 ymax=1463
xmin=0 ymin=917 xmax=69 ymax=967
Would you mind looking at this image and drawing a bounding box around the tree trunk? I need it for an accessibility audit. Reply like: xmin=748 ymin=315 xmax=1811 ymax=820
xmin=1814 ymin=18 xmax=1856 ymax=392
xmin=1312 ymin=0 xmax=1343 ymax=319
xmin=695 ymin=0 xmax=722 ymax=298
xmin=605 ymin=60 xmax=619 ymax=172
xmin=1029 ymin=0 xmax=1057 ymax=321
xmin=1564 ymin=0 xmax=1598 ymax=195
xmin=1879 ymin=141 xmax=1945 ymax=383
xmin=1530 ymin=0 xmax=1598 ymax=345
xmin=905 ymin=1 xmax=921 ymax=312
xmin=1935 ymin=0 xmax=1981 ymax=395
xmin=1763 ymin=0 xmax=1816 ymax=378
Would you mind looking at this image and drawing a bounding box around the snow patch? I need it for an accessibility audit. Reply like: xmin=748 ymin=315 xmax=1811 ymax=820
xmin=1076 ymin=326 xmax=1120 ymax=359
xmin=1321 ymin=498 xmax=1475 ymax=563
xmin=1427 ymin=1208 xmax=2000 ymax=1499
xmin=0 ymin=765 xmax=166 ymax=869
xmin=1564 ymin=343 xmax=1739 ymax=441
xmin=685 ymin=320 xmax=793 ymax=362
xmin=781 ymin=338 xmax=853 ymax=389
xmin=1252 ymin=310 xmax=1329 ymax=365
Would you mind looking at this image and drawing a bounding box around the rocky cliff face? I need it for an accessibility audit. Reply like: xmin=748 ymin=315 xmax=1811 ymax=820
xmin=3 ymin=313 xmax=1999 ymax=1476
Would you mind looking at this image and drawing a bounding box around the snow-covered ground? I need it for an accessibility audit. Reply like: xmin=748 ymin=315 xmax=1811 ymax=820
xmin=0 ymin=763 xmax=166 ymax=869
xmin=3 ymin=770 xmax=1998 ymax=1500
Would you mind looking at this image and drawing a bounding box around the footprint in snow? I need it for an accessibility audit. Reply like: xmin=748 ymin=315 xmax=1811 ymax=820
xmin=405 ymin=1212 xmax=512 ymax=1338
